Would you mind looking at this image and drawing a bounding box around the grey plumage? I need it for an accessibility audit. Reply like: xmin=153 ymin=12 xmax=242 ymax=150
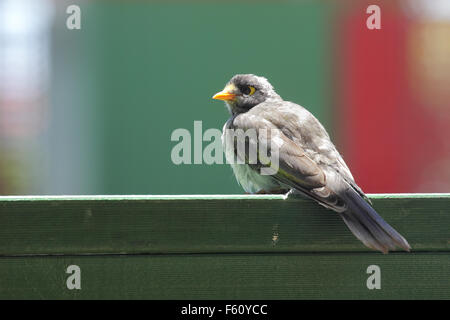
xmin=214 ymin=74 xmax=411 ymax=253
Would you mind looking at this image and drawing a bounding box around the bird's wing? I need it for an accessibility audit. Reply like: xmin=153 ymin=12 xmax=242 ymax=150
xmin=251 ymin=101 xmax=373 ymax=204
xmin=232 ymin=106 xmax=410 ymax=253
xmin=231 ymin=111 xmax=346 ymax=211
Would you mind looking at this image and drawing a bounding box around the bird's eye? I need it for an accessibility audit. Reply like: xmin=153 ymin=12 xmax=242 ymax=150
xmin=241 ymin=85 xmax=256 ymax=96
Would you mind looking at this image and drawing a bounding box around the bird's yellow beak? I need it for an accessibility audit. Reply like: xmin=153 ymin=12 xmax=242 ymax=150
xmin=212 ymin=84 xmax=237 ymax=101
xmin=212 ymin=91 xmax=236 ymax=101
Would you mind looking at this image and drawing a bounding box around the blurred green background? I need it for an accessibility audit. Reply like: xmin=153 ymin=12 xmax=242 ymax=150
xmin=2 ymin=0 xmax=333 ymax=195
xmin=1 ymin=0 xmax=450 ymax=195
xmin=86 ymin=2 xmax=332 ymax=194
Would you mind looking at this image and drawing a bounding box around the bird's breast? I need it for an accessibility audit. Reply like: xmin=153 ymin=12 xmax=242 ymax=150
xmin=222 ymin=119 xmax=284 ymax=194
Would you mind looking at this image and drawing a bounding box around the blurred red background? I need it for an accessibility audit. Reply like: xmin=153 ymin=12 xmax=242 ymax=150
xmin=337 ymin=1 xmax=450 ymax=193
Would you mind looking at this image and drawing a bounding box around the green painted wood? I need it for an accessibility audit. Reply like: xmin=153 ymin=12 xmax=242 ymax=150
xmin=0 ymin=253 xmax=448 ymax=299
xmin=0 ymin=194 xmax=449 ymax=255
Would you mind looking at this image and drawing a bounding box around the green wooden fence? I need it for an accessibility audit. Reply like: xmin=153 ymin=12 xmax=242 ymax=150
xmin=0 ymin=194 xmax=448 ymax=299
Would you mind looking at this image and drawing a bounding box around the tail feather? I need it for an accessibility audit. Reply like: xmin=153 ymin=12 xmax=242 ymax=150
xmin=339 ymin=189 xmax=411 ymax=254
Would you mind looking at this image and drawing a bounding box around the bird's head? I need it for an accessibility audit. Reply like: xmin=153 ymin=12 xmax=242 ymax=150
xmin=212 ymin=74 xmax=281 ymax=115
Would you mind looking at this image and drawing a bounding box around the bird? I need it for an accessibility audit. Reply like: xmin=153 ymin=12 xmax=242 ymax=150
xmin=212 ymin=74 xmax=411 ymax=254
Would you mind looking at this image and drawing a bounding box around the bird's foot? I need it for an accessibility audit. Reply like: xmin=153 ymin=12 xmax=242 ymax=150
xmin=282 ymin=189 xmax=295 ymax=200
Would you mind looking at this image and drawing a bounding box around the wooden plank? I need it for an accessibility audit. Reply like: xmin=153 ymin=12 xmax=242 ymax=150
xmin=0 ymin=194 xmax=448 ymax=255
xmin=0 ymin=252 xmax=448 ymax=299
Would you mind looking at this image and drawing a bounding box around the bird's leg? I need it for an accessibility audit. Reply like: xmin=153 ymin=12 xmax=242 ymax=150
xmin=282 ymin=189 xmax=295 ymax=200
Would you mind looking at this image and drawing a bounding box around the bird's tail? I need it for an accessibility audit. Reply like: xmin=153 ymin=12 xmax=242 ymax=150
xmin=339 ymin=189 xmax=411 ymax=254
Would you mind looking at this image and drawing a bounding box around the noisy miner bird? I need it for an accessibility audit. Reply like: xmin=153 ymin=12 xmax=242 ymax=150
xmin=212 ymin=74 xmax=410 ymax=254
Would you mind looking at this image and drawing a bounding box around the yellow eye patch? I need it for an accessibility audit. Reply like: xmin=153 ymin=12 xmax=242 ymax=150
xmin=248 ymin=86 xmax=256 ymax=95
